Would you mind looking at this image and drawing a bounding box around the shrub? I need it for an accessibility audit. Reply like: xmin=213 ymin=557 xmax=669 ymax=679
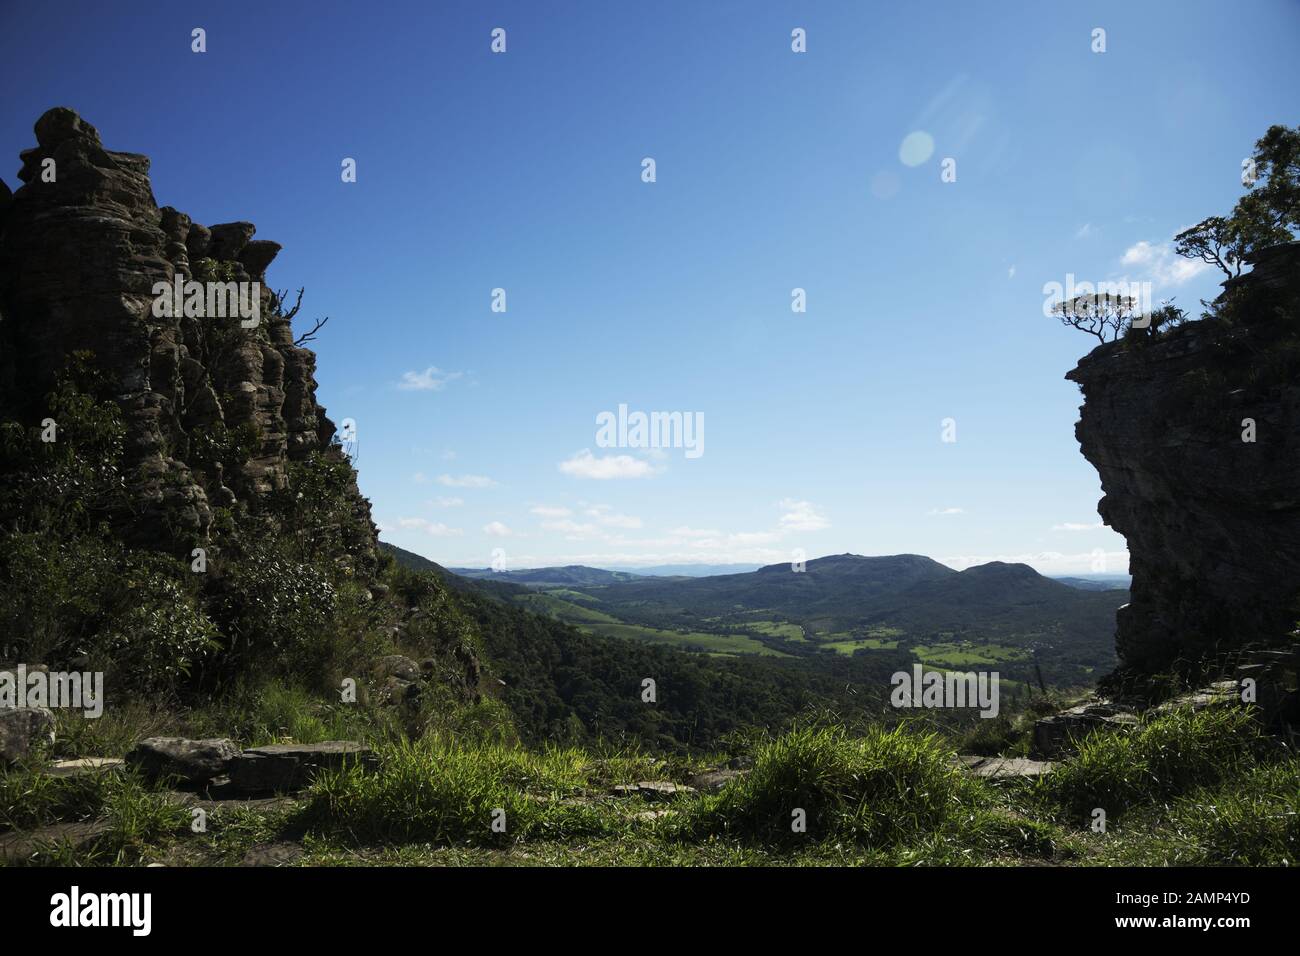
xmin=1034 ymin=705 xmax=1270 ymax=823
xmin=300 ymin=738 xmax=611 ymax=845
xmin=675 ymin=724 xmax=984 ymax=847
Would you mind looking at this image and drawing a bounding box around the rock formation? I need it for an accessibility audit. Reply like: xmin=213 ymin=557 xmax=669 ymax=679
xmin=1067 ymin=242 xmax=1300 ymax=675
xmin=0 ymin=108 xmax=373 ymax=560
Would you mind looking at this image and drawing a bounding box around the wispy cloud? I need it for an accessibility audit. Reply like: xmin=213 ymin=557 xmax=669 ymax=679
xmin=431 ymin=496 xmax=463 ymax=508
xmin=1051 ymin=521 xmax=1105 ymax=531
xmin=438 ymin=474 xmax=497 ymax=488
xmin=530 ymin=505 xmax=572 ymax=518
xmin=483 ymin=521 xmax=513 ymax=537
xmin=540 ymin=518 xmax=601 ymax=538
xmin=559 ymin=449 xmax=656 ymax=480
xmin=586 ymin=504 xmax=642 ymax=529
xmin=929 ymin=507 xmax=965 ymax=516
xmin=778 ymin=499 xmax=830 ymax=532
xmin=397 ymin=366 xmax=463 ymax=392
xmin=1120 ymin=240 xmax=1207 ymax=286
xmin=397 ymin=517 xmax=463 ymax=537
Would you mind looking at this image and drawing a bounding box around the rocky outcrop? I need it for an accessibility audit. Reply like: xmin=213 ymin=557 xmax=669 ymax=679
xmin=0 ymin=108 xmax=373 ymax=556
xmin=227 ymin=741 xmax=374 ymax=795
xmin=1066 ymin=243 xmax=1300 ymax=675
xmin=0 ymin=706 xmax=55 ymax=763
xmin=126 ymin=737 xmax=240 ymax=784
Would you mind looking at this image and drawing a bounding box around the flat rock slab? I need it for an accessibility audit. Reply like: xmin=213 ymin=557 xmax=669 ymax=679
xmin=687 ymin=769 xmax=746 ymax=792
xmin=1032 ymin=701 xmax=1139 ymax=758
xmin=168 ymin=790 xmax=300 ymax=814
xmin=611 ymin=781 xmax=696 ymax=801
xmin=0 ymin=820 xmax=110 ymax=863
xmin=633 ymin=809 xmax=675 ymax=822
xmin=240 ymin=841 xmax=305 ymax=867
xmin=46 ymin=757 xmax=124 ymax=778
xmin=959 ymin=756 xmax=1055 ymax=779
xmin=126 ymin=737 xmax=239 ymax=785
xmin=229 ymin=741 xmax=374 ymax=795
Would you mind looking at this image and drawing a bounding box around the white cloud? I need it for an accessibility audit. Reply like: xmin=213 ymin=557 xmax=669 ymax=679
xmin=437 ymin=474 xmax=497 ymax=488
xmin=530 ymin=505 xmax=573 ymax=518
xmin=1051 ymin=521 xmax=1105 ymax=531
xmin=559 ymin=449 xmax=656 ymax=480
xmin=483 ymin=521 xmax=513 ymax=537
xmin=397 ymin=517 xmax=463 ymax=537
xmin=586 ymin=504 xmax=642 ymax=528
xmin=778 ymin=498 xmax=830 ymax=532
xmin=668 ymin=526 xmax=722 ymax=539
xmin=1120 ymin=240 xmax=1208 ymax=286
xmin=432 ymin=496 xmax=464 ymax=508
xmin=397 ymin=366 xmax=463 ymax=392
xmin=1075 ymin=223 xmax=1096 ymax=239
xmin=541 ymin=518 xmax=601 ymax=538
xmin=929 ymin=507 xmax=965 ymax=516
xmin=1008 ymin=265 xmax=1016 ymax=279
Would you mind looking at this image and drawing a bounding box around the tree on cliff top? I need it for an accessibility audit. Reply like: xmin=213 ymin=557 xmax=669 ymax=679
xmin=1174 ymin=125 xmax=1300 ymax=279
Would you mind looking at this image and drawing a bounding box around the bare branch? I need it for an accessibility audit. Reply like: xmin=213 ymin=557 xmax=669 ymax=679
xmin=293 ymin=315 xmax=330 ymax=347
xmin=275 ymin=287 xmax=305 ymax=322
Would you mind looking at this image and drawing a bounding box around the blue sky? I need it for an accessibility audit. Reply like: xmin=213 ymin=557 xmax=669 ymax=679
xmin=4 ymin=1 xmax=1298 ymax=573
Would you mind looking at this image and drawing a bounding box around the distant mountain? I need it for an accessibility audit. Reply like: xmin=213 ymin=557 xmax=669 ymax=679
xmin=559 ymin=553 xmax=1126 ymax=673
xmin=379 ymin=541 xmax=446 ymax=575
xmin=1052 ymin=575 xmax=1132 ymax=591
xmin=448 ymin=565 xmax=645 ymax=588
xmin=611 ymin=563 xmax=764 ymax=577
xmin=566 ymin=554 xmax=957 ymax=627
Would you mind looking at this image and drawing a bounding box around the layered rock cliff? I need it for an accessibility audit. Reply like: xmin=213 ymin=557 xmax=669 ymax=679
xmin=1067 ymin=243 xmax=1300 ymax=675
xmin=0 ymin=108 xmax=374 ymax=561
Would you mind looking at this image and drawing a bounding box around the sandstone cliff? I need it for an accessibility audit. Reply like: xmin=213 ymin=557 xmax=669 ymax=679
xmin=0 ymin=108 xmax=374 ymax=563
xmin=1067 ymin=243 xmax=1300 ymax=675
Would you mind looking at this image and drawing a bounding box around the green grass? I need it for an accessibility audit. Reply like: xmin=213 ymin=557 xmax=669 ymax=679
xmin=823 ymin=637 xmax=900 ymax=654
xmin=745 ymin=621 xmax=808 ymax=642
xmin=673 ymin=724 xmax=986 ymax=848
xmin=541 ymin=588 xmax=602 ymax=605
xmin=0 ymin=760 xmax=190 ymax=865
xmin=523 ymin=593 xmax=788 ymax=656
xmin=911 ymin=642 xmax=1030 ymax=666
xmin=9 ymin=690 xmax=1296 ymax=868
xmin=299 ymin=738 xmax=638 ymax=845
xmin=588 ymin=621 xmax=788 ymax=656
xmin=1033 ymin=705 xmax=1271 ymax=824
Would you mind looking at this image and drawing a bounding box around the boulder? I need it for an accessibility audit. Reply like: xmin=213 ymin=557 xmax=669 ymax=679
xmin=125 ymin=737 xmax=239 ymax=784
xmin=228 ymin=741 xmax=374 ymax=795
xmin=372 ymin=654 xmax=420 ymax=683
xmin=1032 ymin=701 xmax=1138 ymax=758
xmin=0 ymin=706 xmax=55 ymax=763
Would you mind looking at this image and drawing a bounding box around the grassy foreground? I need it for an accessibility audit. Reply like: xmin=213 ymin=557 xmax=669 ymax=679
xmin=1 ymin=695 xmax=1295 ymax=867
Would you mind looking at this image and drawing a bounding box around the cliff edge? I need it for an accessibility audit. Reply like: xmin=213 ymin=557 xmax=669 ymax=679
xmin=1067 ymin=242 xmax=1300 ymax=675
